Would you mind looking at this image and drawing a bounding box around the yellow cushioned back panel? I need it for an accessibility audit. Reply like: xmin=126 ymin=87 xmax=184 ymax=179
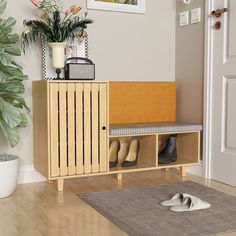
xmin=109 ymin=82 xmax=176 ymax=125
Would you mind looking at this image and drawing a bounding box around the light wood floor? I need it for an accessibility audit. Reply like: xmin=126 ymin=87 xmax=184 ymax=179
xmin=1 ymin=169 xmax=236 ymax=236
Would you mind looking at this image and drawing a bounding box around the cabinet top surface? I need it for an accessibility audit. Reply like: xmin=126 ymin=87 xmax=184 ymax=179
xmin=32 ymin=81 xmax=176 ymax=84
xmin=32 ymin=80 xmax=109 ymax=84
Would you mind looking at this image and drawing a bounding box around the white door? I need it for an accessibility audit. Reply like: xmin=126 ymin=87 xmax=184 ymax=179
xmin=210 ymin=0 xmax=236 ymax=186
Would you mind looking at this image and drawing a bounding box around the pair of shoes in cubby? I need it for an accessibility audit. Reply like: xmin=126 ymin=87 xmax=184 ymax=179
xmin=109 ymin=139 xmax=140 ymax=168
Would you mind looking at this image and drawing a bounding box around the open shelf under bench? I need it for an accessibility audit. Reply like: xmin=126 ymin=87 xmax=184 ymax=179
xmin=109 ymin=122 xmax=202 ymax=175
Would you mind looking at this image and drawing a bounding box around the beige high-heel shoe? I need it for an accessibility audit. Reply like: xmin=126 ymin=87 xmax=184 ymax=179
xmin=122 ymin=139 xmax=140 ymax=167
xmin=109 ymin=139 xmax=120 ymax=168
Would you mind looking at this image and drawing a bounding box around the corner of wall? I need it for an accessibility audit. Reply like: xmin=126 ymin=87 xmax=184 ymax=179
xmin=186 ymin=161 xmax=203 ymax=177
xmin=18 ymin=165 xmax=46 ymax=184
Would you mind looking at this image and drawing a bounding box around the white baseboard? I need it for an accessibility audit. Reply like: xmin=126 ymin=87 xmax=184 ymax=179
xmin=186 ymin=161 xmax=203 ymax=177
xmin=18 ymin=165 xmax=46 ymax=184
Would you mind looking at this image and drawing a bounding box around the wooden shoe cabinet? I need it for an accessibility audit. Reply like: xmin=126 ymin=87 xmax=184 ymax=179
xmin=33 ymin=81 xmax=201 ymax=191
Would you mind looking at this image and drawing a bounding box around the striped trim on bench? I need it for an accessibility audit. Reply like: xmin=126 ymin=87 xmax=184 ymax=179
xmin=109 ymin=122 xmax=202 ymax=136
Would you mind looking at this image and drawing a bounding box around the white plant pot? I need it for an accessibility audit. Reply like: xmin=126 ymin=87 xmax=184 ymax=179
xmin=48 ymin=42 xmax=67 ymax=68
xmin=0 ymin=155 xmax=20 ymax=199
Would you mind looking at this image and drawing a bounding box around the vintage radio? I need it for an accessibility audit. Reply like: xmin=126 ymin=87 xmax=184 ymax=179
xmin=64 ymin=57 xmax=95 ymax=80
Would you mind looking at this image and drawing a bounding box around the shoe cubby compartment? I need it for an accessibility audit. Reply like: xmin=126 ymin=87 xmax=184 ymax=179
xmin=109 ymin=135 xmax=157 ymax=173
xmin=157 ymin=132 xmax=200 ymax=168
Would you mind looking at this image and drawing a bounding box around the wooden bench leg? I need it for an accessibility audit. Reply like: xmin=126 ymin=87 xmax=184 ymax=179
xmin=116 ymin=173 xmax=123 ymax=181
xmin=57 ymin=179 xmax=64 ymax=192
xmin=180 ymin=167 xmax=186 ymax=177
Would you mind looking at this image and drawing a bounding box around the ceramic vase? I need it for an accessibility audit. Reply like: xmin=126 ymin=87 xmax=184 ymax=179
xmin=48 ymin=42 xmax=67 ymax=68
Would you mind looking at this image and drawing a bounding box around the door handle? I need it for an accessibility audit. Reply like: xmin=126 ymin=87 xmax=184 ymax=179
xmin=211 ymin=8 xmax=228 ymax=18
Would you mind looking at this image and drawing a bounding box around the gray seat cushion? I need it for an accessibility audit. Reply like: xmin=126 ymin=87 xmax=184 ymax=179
xmin=109 ymin=122 xmax=202 ymax=136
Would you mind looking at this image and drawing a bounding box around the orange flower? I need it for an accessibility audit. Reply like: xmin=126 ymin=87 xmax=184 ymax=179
xmin=65 ymin=5 xmax=82 ymax=16
xmin=72 ymin=6 xmax=82 ymax=14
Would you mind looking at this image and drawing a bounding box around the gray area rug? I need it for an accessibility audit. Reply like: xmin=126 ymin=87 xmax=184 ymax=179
xmin=79 ymin=181 xmax=236 ymax=236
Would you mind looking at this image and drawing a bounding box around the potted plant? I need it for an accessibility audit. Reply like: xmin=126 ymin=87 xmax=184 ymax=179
xmin=0 ymin=0 xmax=29 ymax=198
xmin=22 ymin=0 xmax=93 ymax=79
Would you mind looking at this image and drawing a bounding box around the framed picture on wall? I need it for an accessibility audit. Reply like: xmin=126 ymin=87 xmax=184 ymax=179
xmin=87 ymin=0 xmax=145 ymax=14
xmin=41 ymin=37 xmax=89 ymax=80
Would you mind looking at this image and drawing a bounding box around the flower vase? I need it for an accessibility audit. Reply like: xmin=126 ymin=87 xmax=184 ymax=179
xmin=48 ymin=42 xmax=67 ymax=79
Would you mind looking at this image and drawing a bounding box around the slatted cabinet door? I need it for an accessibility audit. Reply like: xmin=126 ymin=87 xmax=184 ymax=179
xmin=49 ymin=82 xmax=108 ymax=178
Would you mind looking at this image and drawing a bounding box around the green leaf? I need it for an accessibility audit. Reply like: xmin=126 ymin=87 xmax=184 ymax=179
xmin=10 ymin=61 xmax=23 ymax=70
xmin=0 ymin=0 xmax=6 ymax=15
xmin=0 ymin=62 xmax=23 ymax=78
xmin=0 ymin=33 xmax=19 ymax=44
xmin=0 ymin=80 xmax=25 ymax=93
xmin=0 ymin=118 xmax=19 ymax=147
xmin=7 ymin=75 xmax=28 ymax=81
xmin=18 ymin=113 xmax=27 ymax=128
xmin=0 ymin=51 xmax=11 ymax=65
xmin=0 ymin=92 xmax=30 ymax=112
xmin=4 ymin=46 xmax=21 ymax=56
xmin=0 ymin=97 xmax=22 ymax=128
xmin=0 ymin=17 xmax=16 ymax=35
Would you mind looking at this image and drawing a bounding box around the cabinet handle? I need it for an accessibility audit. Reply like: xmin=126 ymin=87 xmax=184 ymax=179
xmin=102 ymin=126 xmax=106 ymax=130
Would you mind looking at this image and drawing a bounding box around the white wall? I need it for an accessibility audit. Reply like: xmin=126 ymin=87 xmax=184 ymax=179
xmin=175 ymin=0 xmax=205 ymax=123
xmin=0 ymin=0 xmax=176 ymax=169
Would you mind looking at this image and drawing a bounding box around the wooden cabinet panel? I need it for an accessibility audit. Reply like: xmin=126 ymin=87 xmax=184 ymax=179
xmin=99 ymin=83 xmax=108 ymax=172
xmin=58 ymin=83 xmax=68 ymax=176
xmin=49 ymin=82 xmax=108 ymax=178
xmin=49 ymin=83 xmax=59 ymax=177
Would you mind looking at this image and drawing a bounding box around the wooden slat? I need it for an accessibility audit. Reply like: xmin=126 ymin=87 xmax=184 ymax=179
xmin=49 ymin=83 xmax=59 ymax=177
xmin=75 ymin=84 xmax=84 ymax=174
xmin=59 ymin=83 xmax=68 ymax=176
xmin=91 ymin=83 xmax=99 ymax=173
xmin=99 ymin=83 xmax=108 ymax=172
xmin=84 ymin=83 xmax=92 ymax=174
xmin=67 ymin=83 xmax=76 ymax=176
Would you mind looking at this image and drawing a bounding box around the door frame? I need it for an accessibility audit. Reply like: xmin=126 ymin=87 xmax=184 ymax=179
xmin=203 ymin=0 xmax=214 ymax=179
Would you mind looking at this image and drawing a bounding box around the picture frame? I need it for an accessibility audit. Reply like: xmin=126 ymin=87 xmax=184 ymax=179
xmin=87 ymin=0 xmax=145 ymax=14
xmin=42 ymin=37 xmax=89 ymax=80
